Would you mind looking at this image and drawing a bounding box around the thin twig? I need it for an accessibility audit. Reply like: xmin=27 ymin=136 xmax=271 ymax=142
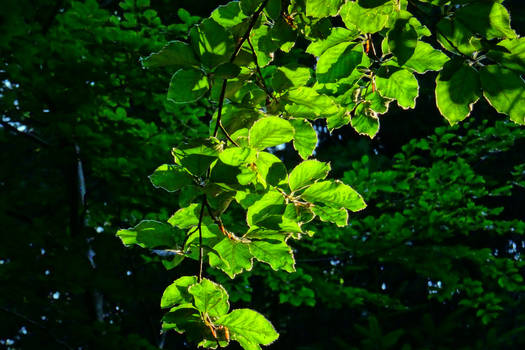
xmin=212 ymin=0 xmax=270 ymax=138
xmin=198 ymin=196 xmax=206 ymax=282
xmin=0 ymin=120 xmax=49 ymax=147
xmin=246 ymin=36 xmax=276 ymax=102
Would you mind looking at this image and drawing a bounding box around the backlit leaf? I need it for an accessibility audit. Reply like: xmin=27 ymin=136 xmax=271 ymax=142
xmin=141 ymin=41 xmax=198 ymax=68
xmin=216 ymin=309 xmax=279 ymax=348
xmin=249 ymin=117 xmax=294 ymax=150
xmin=375 ymin=67 xmax=419 ymax=109
xmin=301 ymin=180 xmax=366 ymax=211
xmin=188 ymin=278 xmax=230 ymax=317
xmin=167 ymin=68 xmax=209 ymax=103
xmin=149 ymin=164 xmax=193 ymax=192
xmin=480 ymin=65 xmax=525 ymax=125
xmin=435 ymin=60 xmax=481 ymax=125
xmin=161 ymin=276 xmax=198 ymax=308
xmin=290 ymin=119 xmax=317 ymax=160
xmin=289 ymin=160 xmax=330 ymax=192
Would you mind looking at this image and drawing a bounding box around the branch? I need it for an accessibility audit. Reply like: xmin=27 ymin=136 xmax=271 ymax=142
xmin=0 ymin=120 xmax=49 ymax=147
xmin=213 ymin=0 xmax=270 ymax=138
xmin=246 ymin=36 xmax=276 ymax=102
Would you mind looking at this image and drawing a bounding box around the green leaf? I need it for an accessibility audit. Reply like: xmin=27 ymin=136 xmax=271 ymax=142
xmin=190 ymin=18 xmax=235 ymax=68
xmin=213 ymin=62 xmax=241 ymax=79
xmin=285 ymin=87 xmax=342 ymax=119
xmin=327 ymin=110 xmax=351 ymax=131
xmin=312 ymin=205 xmax=348 ymax=227
xmin=167 ymin=68 xmax=209 ymax=104
xmin=375 ymin=67 xmax=419 ymax=109
xmin=290 ymin=119 xmax=317 ymax=160
xmin=249 ymin=117 xmax=294 ymax=150
xmin=168 ymin=203 xmax=201 ymax=229
xmin=306 ymin=0 xmax=344 ymax=18
xmin=161 ymin=276 xmax=198 ymax=308
xmin=271 ymin=65 xmax=313 ymax=91
xmin=188 ymin=278 xmax=230 ymax=317
xmin=211 ymin=2 xmax=247 ymax=28
xmin=216 ymin=309 xmax=279 ymax=348
xmin=316 ymin=42 xmax=363 ymax=83
xmin=149 ymin=164 xmax=193 ymax=192
xmin=240 ymin=0 xmax=261 ymax=15
xmin=402 ymin=41 xmax=449 ymax=73
xmin=306 ymin=27 xmax=359 ymax=56
xmin=246 ymin=190 xmax=285 ymax=227
xmin=172 ymin=139 xmax=220 ymax=176
xmin=289 ymin=160 xmax=330 ymax=192
xmin=219 ymin=147 xmax=257 ymax=166
xmin=162 ymin=303 xmax=201 ymax=334
xmin=435 ymin=60 xmax=481 ymax=125
xmin=141 ymin=41 xmax=198 ymax=68
xmin=351 ymin=103 xmax=380 ymax=138
xmin=255 ymin=151 xmax=288 ymax=187
xmin=388 ymin=18 xmax=418 ymax=66
xmin=456 ymin=2 xmax=516 ymax=40
xmin=480 ymin=65 xmax=525 ymax=125
xmin=249 ymin=240 xmax=295 ymax=272
xmin=340 ymin=0 xmax=394 ymax=34
xmin=486 ymin=38 xmax=525 ymax=74
xmin=209 ymin=238 xmax=253 ymax=278
xmin=117 ymin=220 xmax=178 ymax=248
xmin=301 ymin=180 xmax=366 ymax=211
xmin=436 ymin=18 xmax=480 ymax=56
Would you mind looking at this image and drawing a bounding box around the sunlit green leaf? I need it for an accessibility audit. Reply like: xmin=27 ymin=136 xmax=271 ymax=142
xmin=290 ymin=119 xmax=317 ymax=160
xmin=285 ymin=87 xmax=342 ymax=119
xmin=340 ymin=0 xmax=394 ymax=34
xmin=306 ymin=27 xmax=359 ymax=56
xmin=306 ymin=0 xmax=344 ymax=18
xmin=312 ymin=205 xmax=348 ymax=227
xmin=289 ymin=160 xmax=330 ymax=192
xmin=141 ymin=41 xmax=198 ymax=68
xmin=117 ymin=220 xmax=179 ymax=249
xmin=388 ymin=18 xmax=418 ymax=65
xmin=168 ymin=203 xmax=201 ymax=229
xmin=246 ymin=190 xmax=285 ymax=227
xmin=216 ymin=309 xmax=279 ymax=348
xmin=167 ymin=68 xmax=209 ymax=103
xmin=435 ymin=60 xmax=481 ymax=125
xmin=272 ymin=65 xmax=313 ymax=91
xmin=375 ymin=67 xmax=419 ymax=109
xmin=161 ymin=276 xmax=198 ymax=308
xmin=209 ymin=238 xmax=253 ymax=278
xmin=402 ymin=41 xmax=449 ymax=73
xmin=480 ymin=65 xmax=525 ymax=125
xmin=249 ymin=240 xmax=295 ymax=272
xmin=249 ymin=117 xmax=294 ymax=150
xmin=190 ymin=18 xmax=235 ymax=68
xmin=351 ymin=103 xmax=380 ymax=138
xmin=316 ymin=42 xmax=363 ymax=83
xmin=486 ymin=38 xmax=525 ymax=74
xmin=301 ymin=180 xmax=366 ymax=211
xmin=149 ymin=164 xmax=193 ymax=192
xmin=188 ymin=278 xmax=230 ymax=317
xmin=219 ymin=147 xmax=257 ymax=166
xmin=456 ymin=2 xmax=516 ymax=40
xmin=211 ymin=2 xmax=247 ymax=28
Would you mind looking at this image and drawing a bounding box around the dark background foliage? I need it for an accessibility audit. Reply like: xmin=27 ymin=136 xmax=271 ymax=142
xmin=1 ymin=0 xmax=524 ymax=349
